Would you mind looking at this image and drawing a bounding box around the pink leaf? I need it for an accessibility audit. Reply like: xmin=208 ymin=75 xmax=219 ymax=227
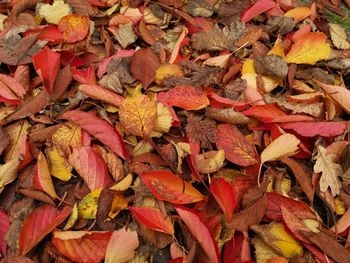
xmin=69 ymin=146 xmax=112 ymax=191
xmin=240 ymin=0 xmax=277 ymax=22
xmin=61 ymin=110 xmax=128 ymax=160
xmin=0 ymin=211 xmax=9 ymax=256
xmin=32 ymin=47 xmax=61 ymax=94
xmin=279 ymin=121 xmax=349 ymax=137
xmin=175 ymin=206 xmax=221 ymax=263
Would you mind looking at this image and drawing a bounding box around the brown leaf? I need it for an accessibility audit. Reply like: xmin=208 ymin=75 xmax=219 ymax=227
xmin=52 ymin=65 xmax=73 ymax=101
xmin=254 ymin=55 xmax=288 ymax=79
xmin=65 ymin=0 xmax=94 ymax=16
xmin=130 ymin=48 xmax=160 ymax=89
xmin=230 ymin=193 xmax=267 ymax=231
xmin=186 ymin=115 xmax=216 ymax=148
xmin=0 ymin=127 xmax=9 ymax=156
xmin=206 ymin=107 xmax=250 ymax=124
xmin=96 ymin=189 xmax=117 ymax=231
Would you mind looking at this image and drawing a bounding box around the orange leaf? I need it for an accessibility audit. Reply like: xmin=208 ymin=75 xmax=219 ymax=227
xmin=69 ymin=146 xmax=112 ymax=191
xmin=317 ymin=81 xmax=350 ymax=114
xmin=78 ymin=84 xmax=124 ymax=107
xmin=119 ymin=94 xmax=157 ymax=137
xmin=285 ymin=32 xmax=331 ymax=65
xmin=140 ymin=170 xmax=204 ymax=204
xmin=52 ymin=231 xmax=112 ymax=262
xmin=158 ymin=86 xmax=210 ymax=110
xmin=32 ymin=47 xmax=61 ymax=94
xmin=284 ymin=7 xmax=311 ymax=22
xmin=130 ymin=207 xmax=174 ymax=235
xmin=105 ymin=227 xmax=139 ymax=263
xmin=210 ymin=178 xmax=236 ymax=221
xmin=58 ymin=14 xmax=90 ymax=43
xmin=33 ymin=151 xmax=58 ymax=199
xmin=19 ymin=205 xmax=72 ymax=255
xmin=61 ymin=110 xmax=128 ymax=159
xmin=175 ymin=206 xmax=221 ymax=263
xmin=216 ymin=124 xmax=259 ymax=166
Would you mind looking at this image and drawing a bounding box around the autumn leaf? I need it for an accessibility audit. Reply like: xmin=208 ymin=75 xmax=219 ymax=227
xmin=52 ymin=231 xmax=112 ymax=262
xmin=78 ymin=84 xmax=124 ymax=107
xmin=279 ymin=121 xmax=349 ymax=137
xmin=194 ymin=150 xmax=225 ymax=174
xmin=130 ymin=207 xmax=174 ymax=235
xmin=0 ymin=211 xmax=9 ymax=256
xmin=33 ymin=151 xmax=58 ymax=199
xmin=78 ymin=189 xmax=102 ymax=219
xmin=210 ymin=178 xmax=236 ymax=221
xmin=284 ymin=7 xmax=311 ymax=22
xmin=32 ymin=47 xmax=61 ymax=95
xmin=285 ymin=32 xmax=331 ymax=65
xmin=119 ymin=94 xmax=158 ymax=137
xmin=19 ymin=205 xmax=72 ymax=255
xmin=61 ymin=110 xmax=128 ymax=160
xmin=58 ymin=14 xmax=90 ymax=43
xmin=175 ymin=206 xmax=221 ymax=263
xmin=240 ymin=0 xmax=276 ymax=23
xmin=130 ymin=48 xmax=160 ymax=89
xmin=314 ymin=145 xmax=342 ymax=196
xmin=69 ymin=146 xmax=112 ymax=191
xmin=0 ymin=155 xmax=21 ymax=191
xmin=105 ymin=228 xmax=139 ymax=263
xmin=38 ymin=0 xmax=72 ymax=24
xmin=51 ymin=122 xmax=82 ymax=153
xmin=140 ymin=170 xmax=204 ymax=204
xmin=317 ymin=81 xmax=350 ymax=115
xmin=0 ymin=74 xmax=26 ymax=105
xmin=329 ymin=23 xmax=350 ymax=50
xmin=46 ymin=144 xmax=73 ymax=181
xmin=216 ymin=124 xmax=259 ymax=166
xmin=158 ymin=86 xmax=210 ymax=110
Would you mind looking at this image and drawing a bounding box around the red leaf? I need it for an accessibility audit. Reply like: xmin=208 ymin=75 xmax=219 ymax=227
xmin=216 ymin=124 xmax=259 ymax=166
xmin=224 ymin=232 xmax=252 ymax=263
xmin=279 ymin=121 xmax=349 ymax=137
xmin=60 ymin=110 xmax=128 ymax=160
xmin=71 ymin=66 xmax=96 ymax=84
xmin=32 ymin=47 xmax=61 ymax=94
xmin=69 ymin=146 xmax=112 ymax=191
xmin=240 ymin=0 xmax=277 ymax=22
xmin=175 ymin=206 xmax=221 ymax=263
xmin=130 ymin=207 xmax=174 ymax=235
xmin=140 ymin=170 xmax=204 ymax=204
xmin=19 ymin=205 xmax=72 ymax=255
xmin=78 ymin=84 xmax=124 ymax=107
xmin=210 ymin=178 xmax=236 ymax=221
xmin=158 ymin=86 xmax=210 ymax=110
xmin=0 ymin=211 xmax=10 ymax=256
xmin=0 ymin=74 xmax=26 ymax=105
xmin=52 ymin=231 xmax=112 ymax=263
xmin=266 ymin=192 xmax=316 ymax=220
xmin=130 ymin=47 xmax=160 ymax=89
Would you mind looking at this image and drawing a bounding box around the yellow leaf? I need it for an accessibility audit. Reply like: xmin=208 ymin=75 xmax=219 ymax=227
xmin=150 ymin=103 xmax=172 ymax=138
xmin=47 ymin=145 xmax=72 ymax=181
xmin=38 ymin=0 xmax=71 ymax=24
xmin=0 ymin=156 xmax=21 ymax=191
xmin=63 ymin=203 xmax=78 ymax=230
xmin=195 ymin=150 xmax=225 ymax=174
xmin=132 ymin=140 xmax=153 ymax=156
xmin=155 ymin=63 xmax=183 ymax=85
xmin=119 ymin=94 xmax=158 ymax=137
xmin=335 ymin=197 xmax=346 ymax=215
xmin=261 ymin=133 xmax=300 ymax=164
xmin=52 ymin=122 xmax=82 ymax=153
xmin=252 ymin=237 xmax=280 ymax=263
xmin=109 ymin=194 xmax=128 ymax=219
xmin=252 ymin=222 xmax=302 ymax=259
xmin=0 ymin=14 xmax=7 ymax=30
xmin=285 ymin=32 xmax=331 ymax=65
xmin=78 ymin=189 xmax=102 ymax=219
xmin=284 ymin=7 xmax=311 ymax=22
xmin=242 ymin=59 xmax=256 ymax=74
xmin=241 ymin=73 xmax=279 ymax=92
xmin=110 ymin=173 xmax=133 ymax=191
xmin=268 ymin=35 xmax=284 ymax=57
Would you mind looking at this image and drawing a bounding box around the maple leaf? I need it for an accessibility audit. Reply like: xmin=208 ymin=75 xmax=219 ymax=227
xmin=186 ymin=115 xmax=216 ymax=148
xmin=313 ymin=145 xmax=342 ymax=196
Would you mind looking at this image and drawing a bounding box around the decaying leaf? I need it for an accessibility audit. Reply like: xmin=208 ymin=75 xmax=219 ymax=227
xmin=329 ymin=23 xmax=350 ymax=50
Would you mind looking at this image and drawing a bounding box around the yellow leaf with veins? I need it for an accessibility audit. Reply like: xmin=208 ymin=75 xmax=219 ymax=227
xmin=119 ymin=94 xmax=157 ymax=137
xmin=52 ymin=122 xmax=82 ymax=153
xmin=47 ymin=145 xmax=72 ymax=181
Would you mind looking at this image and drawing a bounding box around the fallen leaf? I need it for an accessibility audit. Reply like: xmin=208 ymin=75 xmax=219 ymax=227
xmin=38 ymin=0 xmax=72 ymax=24
xmin=69 ymin=146 xmax=112 ymax=191
xmin=317 ymin=81 xmax=350 ymax=114
xmin=206 ymin=107 xmax=251 ymax=124
xmin=61 ymin=110 xmax=128 ymax=160
xmin=210 ymin=178 xmax=236 ymax=221
xmin=33 ymin=151 xmax=58 ymax=199
xmin=52 ymin=231 xmax=112 ymax=262
xmin=32 ymin=47 xmax=61 ymax=95
xmin=314 ymin=145 xmax=342 ymax=196
xmin=175 ymin=206 xmax=221 ymax=263
xmin=105 ymin=227 xmax=139 ymax=263
xmin=51 ymin=122 xmax=82 ymax=153
xmin=119 ymin=94 xmax=158 ymax=137
xmin=284 ymin=7 xmax=311 ymax=22
xmin=329 ymin=23 xmax=350 ymax=50
xmin=113 ymin=23 xmax=137 ymax=48
xmin=19 ymin=205 xmax=72 ymax=255
xmin=140 ymin=170 xmax=204 ymax=204
xmin=130 ymin=48 xmax=160 ymax=89
xmin=240 ymin=0 xmax=277 ymax=23
xmin=46 ymin=144 xmax=73 ymax=181
xmin=78 ymin=189 xmax=102 ymax=219
xmin=285 ymin=32 xmax=331 ymax=65
xmin=195 ymin=150 xmax=225 ymax=174
xmin=130 ymin=207 xmax=174 ymax=235
xmin=58 ymin=14 xmax=90 ymax=43
xmin=216 ymin=124 xmax=259 ymax=166
xmin=158 ymin=86 xmax=210 ymax=110
xmin=0 ymin=211 xmax=9 ymax=256
xmin=279 ymin=121 xmax=349 ymax=137
xmin=0 ymin=156 xmax=21 ymax=191
xmin=78 ymin=84 xmax=124 ymax=107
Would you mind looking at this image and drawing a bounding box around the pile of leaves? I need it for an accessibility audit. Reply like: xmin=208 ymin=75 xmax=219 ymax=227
xmin=3 ymin=0 xmax=350 ymax=262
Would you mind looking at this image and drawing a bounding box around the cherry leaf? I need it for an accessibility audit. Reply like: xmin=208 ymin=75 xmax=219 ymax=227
xmin=0 ymin=211 xmax=10 ymax=256
xmin=58 ymin=14 xmax=90 ymax=43
xmin=210 ymin=178 xmax=236 ymax=221
xmin=240 ymin=0 xmax=276 ymax=22
xmin=78 ymin=84 xmax=124 ymax=107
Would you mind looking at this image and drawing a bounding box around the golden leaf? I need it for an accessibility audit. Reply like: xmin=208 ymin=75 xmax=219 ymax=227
xmin=119 ymin=94 xmax=157 ymax=137
xmin=47 ymin=144 xmax=72 ymax=181
xmin=195 ymin=150 xmax=225 ymax=174
xmin=150 ymin=103 xmax=172 ymax=138
xmin=51 ymin=122 xmax=82 ymax=153
xmin=0 ymin=155 xmax=21 ymax=191
xmin=285 ymin=32 xmax=331 ymax=65
xmin=155 ymin=63 xmax=184 ymax=85
xmin=110 ymin=173 xmax=133 ymax=191
xmin=109 ymin=194 xmax=128 ymax=219
xmin=78 ymin=189 xmax=102 ymax=219
xmin=63 ymin=203 xmax=78 ymax=230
